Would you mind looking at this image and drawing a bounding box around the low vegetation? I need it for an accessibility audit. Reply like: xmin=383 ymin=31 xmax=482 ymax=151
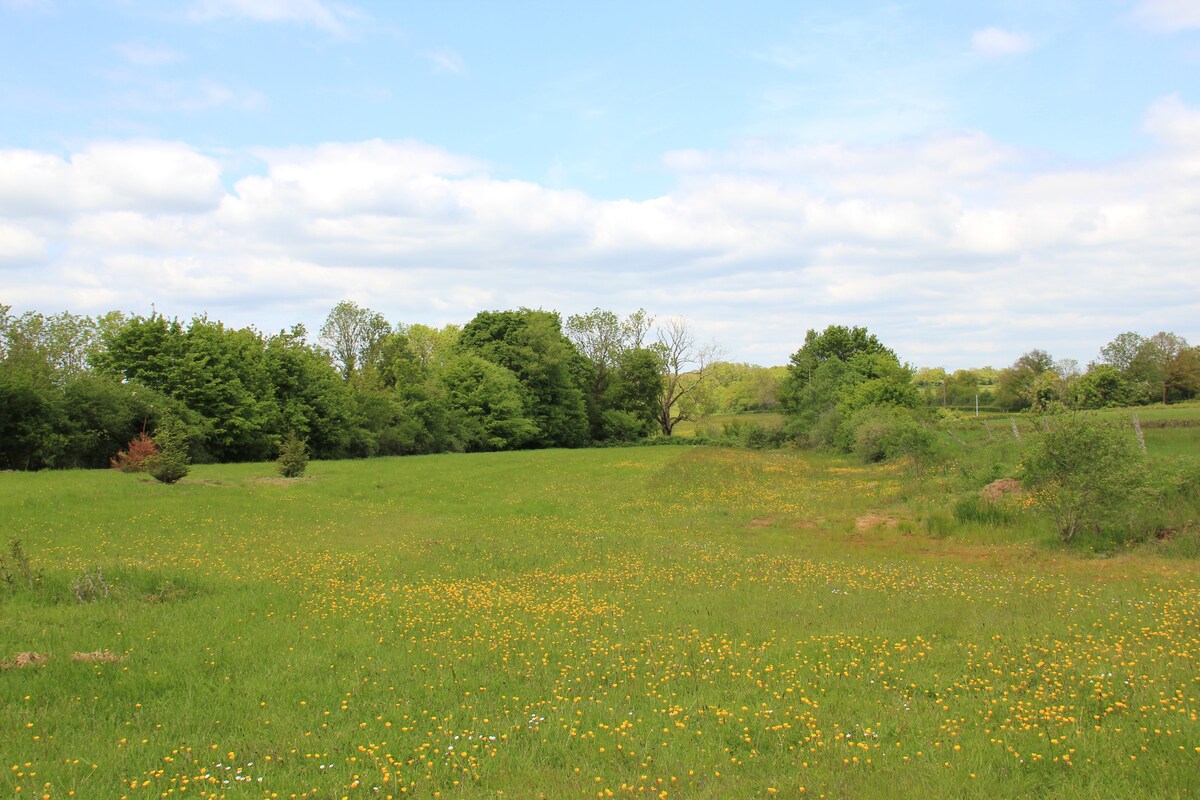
xmin=2 ymin=414 xmax=1199 ymax=797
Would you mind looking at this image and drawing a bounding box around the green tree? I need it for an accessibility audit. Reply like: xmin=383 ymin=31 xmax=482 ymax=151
xmin=995 ymin=349 xmax=1058 ymax=411
xmin=604 ymin=347 xmax=665 ymax=439
xmin=263 ymin=326 xmax=357 ymax=459
xmin=147 ymin=412 xmax=191 ymax=484
xmin=439 ymin=354 xmax=537 ymax=451
xmin=459 ymin=309 xmax=589 ymax=448
xmin=276 ymin=431 xmax=310 ymax=478
xmin=319 ymin=301 xmax=392 ymax=382
xmin=780 ymin=325 xmax=915 ymax=447
xmin=1020 ymin=414 xmax=1147 ymax=542
xmin=1075 ymin=365 xmax=1133 ymax=409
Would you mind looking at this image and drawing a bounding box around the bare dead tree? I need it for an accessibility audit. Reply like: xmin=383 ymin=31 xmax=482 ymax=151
xmin=655 ymin=317 xmax=724 ymax=435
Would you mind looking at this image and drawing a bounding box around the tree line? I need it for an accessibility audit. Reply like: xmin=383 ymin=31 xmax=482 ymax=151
xmin=912 ymin=331 xmax=1200 ymax=412
xmin=1 ymin=299 xmax=1195 ymax=471
xmin=0 ymin=302 xmax=759 ymax=470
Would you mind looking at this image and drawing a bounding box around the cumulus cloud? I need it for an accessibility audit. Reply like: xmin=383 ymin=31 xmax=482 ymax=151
xmin=0 ymin=222 xmax=45 ymax=267
xmin=971 ymin=27 xmax=1033 ymax=57
xmin=3 ymin=100 xmax=1199 ymax=367
xmin=0 ymin=141 xmax=224 ymax=215
xmin=1131 ymin=0 xmax=1200 ymax=31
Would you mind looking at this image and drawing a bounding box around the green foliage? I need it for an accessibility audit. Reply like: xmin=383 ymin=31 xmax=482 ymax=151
xmin=846 ymin=406 xmax=935 ymax=464
xmin=781 ymin=325 xmax=918 ymax=453
xmin=147 ymin=413 xmax=191 ymax=484
xmin=439 ymin=354 xmax=537 ymax=451
xmin=720 ymin=418 xmax=787 ymax=449
xmin=275 ymin=431 xmax=310 ymax=478
xmin=459 ymin=309 xmax=589 ymax=447
xmin=1020 ymin=414 xmax=1148 ymax=542
xmin=318 ymin=300 xmax=392 ymax=381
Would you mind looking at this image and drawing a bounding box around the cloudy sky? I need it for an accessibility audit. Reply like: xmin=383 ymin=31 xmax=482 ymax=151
xmin=2 ymin=0 xmax=1198 ymax=368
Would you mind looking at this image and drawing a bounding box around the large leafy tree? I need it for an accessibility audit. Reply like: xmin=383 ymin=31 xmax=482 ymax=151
xmin=439 ymin=354 xmax=537 ymax=451
xmin=566 ymin=308 xmax=658 ymax=439
xmin=780 ymin=325 xmax=915 ymax=444
xmin=94 ymin=314 xmax=280 ymax=461
xmin=459 ymin=309 xmax=589 ymax=448
xmin=319 ymin=300 xmax=392 ymax=382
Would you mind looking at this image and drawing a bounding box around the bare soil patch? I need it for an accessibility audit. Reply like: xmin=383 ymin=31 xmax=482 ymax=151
xmin=1 ymin=652 xmax=49 ymax=670
xmin=855 ymin=514 xmax=898 ymax=531
xmin=981 ymin=478 xmax=1022 ymax=501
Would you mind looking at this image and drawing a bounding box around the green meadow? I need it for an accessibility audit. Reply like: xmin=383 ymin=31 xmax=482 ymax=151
xmin=3 ymin=434 xmax=1200 ymax=799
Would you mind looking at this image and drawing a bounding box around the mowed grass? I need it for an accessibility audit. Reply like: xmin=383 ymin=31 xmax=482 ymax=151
xmin=2 ymin=446 xmax=1199 ymax=799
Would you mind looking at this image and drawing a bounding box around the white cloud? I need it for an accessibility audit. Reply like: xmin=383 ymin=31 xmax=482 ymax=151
xmin=3 ymin=100 xmax=1200 ymax=367
xmin=0 ymin=141 xmax=224 ymax=215
xmin=188 ymin=0 xmax=363 ymax=36
xmin=114 ymin=42 xmax=184 ymax=66
xmin=424 ymin=48 xmax=467 ymax=76
xmin=0 ymin=222 xmax=45 ymax=267
xmin=971 ymin=27 xmax=1033 ymax=57
xmin=1142 ymin=93 xmax=1200 ymax=149
xmin=1131 ymin=0 xmax=1200 ymax=31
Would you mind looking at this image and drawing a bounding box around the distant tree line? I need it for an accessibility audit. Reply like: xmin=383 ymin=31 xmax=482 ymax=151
xmin=913 ymin=332 xmax=1199 ymax=413
xmin=2 ymin=299 xmax=1196 ymax=471
xmin=0 ymin=302 xmax=751 ymax=470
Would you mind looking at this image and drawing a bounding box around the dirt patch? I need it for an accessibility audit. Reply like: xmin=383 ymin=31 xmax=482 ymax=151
xmin=749 ymin=517 xmax=774 ymax=529
xmin=981 ymin=478 xmax=1022 ymax=501
xmin=71 ymin=650 xmax=124 ymax=664
xmin=791 ymin=519 xmax=821 ymax=530
xmin=1 ymin=652 xmax=50 ymax=670
xmin=855 ymin=514 xmax=898 ymax=531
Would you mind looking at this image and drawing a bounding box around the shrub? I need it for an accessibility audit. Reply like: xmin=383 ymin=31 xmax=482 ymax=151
xmin=0 ymin=538 xmax=40 ymax=595
xmin=110 ymin=432 xmax=158 ymax=472
xmin=146 ymin=413 xmax=190 ymax=484
xmin=1020 ymin=413 xmax=1147 ymax=542
xmin=276 ymin=430 xmax=310 ymax=478
xmin=721 ymin=419 xmax=787 ymax=449
xmin=846 ymin=406 xmax=936 ymax=465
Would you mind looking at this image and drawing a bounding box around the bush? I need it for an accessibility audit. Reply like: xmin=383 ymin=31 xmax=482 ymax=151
xmin=846 ymin=406 xmax=936 ymax=465
xmin=110 ymin=432 xmax=158 ymax=472
xmin=276 ymin=430 xmax=310 ymax=478
xmin=146 ymin=413 xmax=190 ymax=484
xmin=721 ymin=419 xmax=787 ymax=449
xmin=1020 ymin=413 xmax=1147 ymax=542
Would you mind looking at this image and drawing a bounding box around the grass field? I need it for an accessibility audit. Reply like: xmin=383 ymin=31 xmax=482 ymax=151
xmin=2 ymin=436 xmax=1200 ymax=798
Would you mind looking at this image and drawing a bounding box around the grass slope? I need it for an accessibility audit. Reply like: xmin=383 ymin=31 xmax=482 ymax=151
xmin=2 ymin=446 xmax=1199 ymax=799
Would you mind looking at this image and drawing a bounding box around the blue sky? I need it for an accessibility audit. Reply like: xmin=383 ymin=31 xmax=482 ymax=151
xmin=2 ymin=0 xmax=1199 ymax=368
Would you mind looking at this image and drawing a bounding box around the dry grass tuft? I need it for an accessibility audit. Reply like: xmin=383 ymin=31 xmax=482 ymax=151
xmin=70 ymin=650 xmax=124 ymax=663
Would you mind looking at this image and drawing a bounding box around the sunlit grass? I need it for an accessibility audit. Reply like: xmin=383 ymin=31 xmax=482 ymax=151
xmin=2 ymin=445 xmax=1199 ymax=798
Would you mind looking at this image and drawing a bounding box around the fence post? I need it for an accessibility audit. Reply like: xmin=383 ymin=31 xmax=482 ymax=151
xmin=1132 ymin=412 xmax=1147 ymax=455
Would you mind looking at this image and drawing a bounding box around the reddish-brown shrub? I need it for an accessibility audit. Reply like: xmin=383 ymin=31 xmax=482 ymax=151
xmin=110 ymin=432 xmax=159 ymax=473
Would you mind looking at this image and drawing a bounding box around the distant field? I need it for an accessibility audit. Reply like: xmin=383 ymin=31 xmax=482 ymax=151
xmin=673 ymin=412 xmax=785 ymax=437
xmin=2 ymin=441 xmax=1200 ymax=798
